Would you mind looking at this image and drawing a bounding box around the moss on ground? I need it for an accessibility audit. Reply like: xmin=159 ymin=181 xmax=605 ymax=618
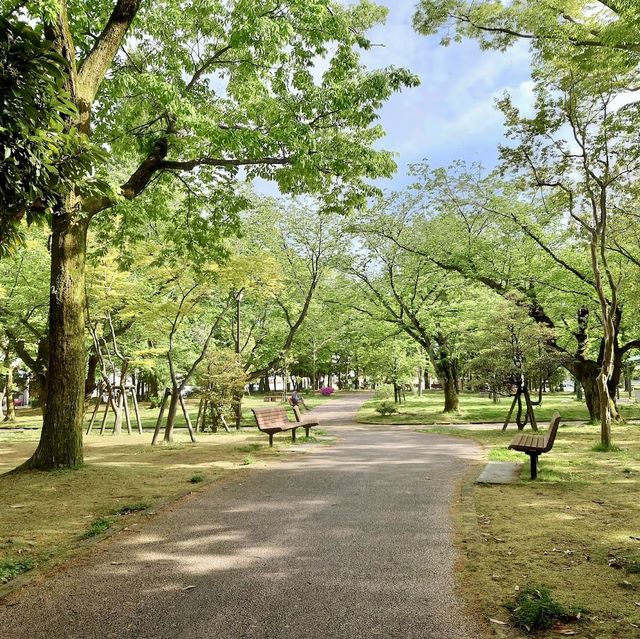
xmin=421 ymin=421 xmax=640 ymax=638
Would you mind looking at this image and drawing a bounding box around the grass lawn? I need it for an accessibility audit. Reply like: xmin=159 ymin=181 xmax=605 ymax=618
xmin=0 ymin=391 xmax=333 ymax=591
xmin=357 ymin=390 xmax=640 ymax=425
xmin=1 ymin=390 xmax=333 ymax=433
xmin=420 ymin=421 xmax=640 ymax=638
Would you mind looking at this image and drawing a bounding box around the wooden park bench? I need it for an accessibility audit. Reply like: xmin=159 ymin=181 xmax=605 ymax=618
xmin=263 ymin=395 xmax=281 ymax=402
xmin=252 ymin=407 xmax=300 ymax=447
xmin=291 ymin=405 xmax=320 ymax=437
xmin=508 ymin=412 xmax=561 ymax=480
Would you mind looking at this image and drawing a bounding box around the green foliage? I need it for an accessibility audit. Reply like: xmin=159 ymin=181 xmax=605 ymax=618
xmin=374 ymin=385 xmax=393 ymax=400
xmin=414 ymin=1 xmax=640 ymax=72
xmin=0 ymin=557 xmax=34 ymax=583
xmin=81 ymin=517 xmax=112 ymax=539
xmin=506 ymin=584 xmax=576 ymax=633
xmin=374 ymin=400 xmax=397 ymax=416
xmin=197 ymin=348 xmax=246 ymax=430
xmin=241 ymin=455 xmax=256 ymax=465
xmin=0 ymin=17 xmax=104 ymax=255
xmin=189 ymin=474 xmax=204 ymax=483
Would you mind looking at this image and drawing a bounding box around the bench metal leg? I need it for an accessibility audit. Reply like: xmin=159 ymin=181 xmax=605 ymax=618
xmin=268 ymin=433 xmax=274 ymax=447
xmin=527 ymin=452 xmax=539 ymax=480
xmin=291 ymin=428 xmax=297 ymax=443
xmin=304 ymin=426 xmax=310 ymax=438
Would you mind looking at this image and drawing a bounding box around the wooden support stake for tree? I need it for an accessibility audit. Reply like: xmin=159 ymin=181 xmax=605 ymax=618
xmin=86 ymin=395 xmax=102 ymax=434
xmin=113 ymin=389 xmax=124 ymax=434
xmin=502 ymin=393 xmax=518 ymax=431
xmin=100 ymin=389 xmax=113 ymax=435
xmin=179 ymin=393 xmax=197 ymax=443
xmin=151 ymin=388 xmax=170 ymax=445
xmin=196 ymin=398 xmax=205 ymax=431
xmin=220 ymin=412 xmax=230 ymax=434
xmin=131 ymin=388 xmax=143 ymax=434
xmin=523 ymin=386 xmax=538 ymax=431
xmin=122 ymin=386 xmax=132 ymax=434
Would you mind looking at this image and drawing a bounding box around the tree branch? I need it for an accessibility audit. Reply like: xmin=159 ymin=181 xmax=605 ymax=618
xmin=78 ymin=0 xmax=142 ymax=105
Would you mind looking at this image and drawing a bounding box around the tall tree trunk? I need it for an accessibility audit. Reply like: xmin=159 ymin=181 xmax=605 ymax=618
xmin=566 ymin=360 xmax=599 ymax=421
xmin=148 ymin=373 xmax=159 ymax=402
xmin=4 ymin=352 xmax=16 ymax=422
xmin=85 ymin=351 xmax=99 ymax=398
xmin=163 ymin=387 xmax=180 ymax=442
xmin=430 ymin=356 xmax=459 ymax=413
xmin=234 ymin=391 xmax=242 ymax=430
xmin=442 ymin=374 xmax=459 ymax=413
xmin=23 ymin=211 xmax=88 ymax=469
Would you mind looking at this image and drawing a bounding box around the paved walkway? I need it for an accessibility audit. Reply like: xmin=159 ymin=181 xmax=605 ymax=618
xmin=0 ymin=393 xmax=486 ymax=639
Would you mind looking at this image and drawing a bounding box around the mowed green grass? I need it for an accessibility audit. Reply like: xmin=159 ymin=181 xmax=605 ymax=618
xmin=0 ymin=391 xmax=334 ymax=434
xmin=357 ymin=390 xmax=640 ymax=424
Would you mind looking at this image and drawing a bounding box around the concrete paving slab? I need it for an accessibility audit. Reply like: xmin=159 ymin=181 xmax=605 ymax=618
xmin=476 ymin=461 xmax=523 ymax=484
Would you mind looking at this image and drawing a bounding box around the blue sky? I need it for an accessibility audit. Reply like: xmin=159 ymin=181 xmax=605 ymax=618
xmin=361 ymin=2 xmax=535 ymax=190
xmin=254 ymin=2 xmax=536 ymax=197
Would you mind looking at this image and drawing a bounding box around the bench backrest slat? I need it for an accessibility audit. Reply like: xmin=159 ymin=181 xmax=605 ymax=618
xmin=252 ymin=407 xmax=289 ymax=431
xmin=542 ymin=412 xmax=561 ymax=452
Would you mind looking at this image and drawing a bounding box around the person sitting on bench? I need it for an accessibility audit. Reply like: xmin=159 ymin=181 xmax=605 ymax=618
xmin=289 ymin=389 xmax=308 ymax=410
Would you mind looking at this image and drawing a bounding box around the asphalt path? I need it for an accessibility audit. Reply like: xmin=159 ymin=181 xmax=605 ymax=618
xmin=0 ymin=393 xmax=486 ymax=639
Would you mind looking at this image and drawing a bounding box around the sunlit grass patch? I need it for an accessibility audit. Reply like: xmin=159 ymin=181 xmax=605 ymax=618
xmin=425 ymin=420 xmax=640 ymax=638
xmin=358 ymin=390 xmax=640 ymax=425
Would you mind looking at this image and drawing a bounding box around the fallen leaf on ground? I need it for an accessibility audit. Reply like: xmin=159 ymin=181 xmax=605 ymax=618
xmin=182 ymin=585 xmax=196 ymax=590
xmin=489 ymin=618 xmax=507 ymax=625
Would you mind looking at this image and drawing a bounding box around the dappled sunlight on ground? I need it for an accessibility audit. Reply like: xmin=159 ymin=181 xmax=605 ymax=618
xmin=431 ymin=420 xmax=640 ymax=638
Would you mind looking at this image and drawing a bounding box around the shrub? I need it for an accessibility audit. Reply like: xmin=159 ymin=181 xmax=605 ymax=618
xmin=375 ymin=400 xmax=397 ymax=416
xmin=319 ymin=386 xmax=334 ymax=396
xmin=0 ymin=558 xmax=34 ymax=583
xmin=190 ymin=474 xmax=204 ymax=483
xmin=374 ymin=385 xmax=393 ymax=400
xmin=506 ymin=585 xmax=575 ymax=633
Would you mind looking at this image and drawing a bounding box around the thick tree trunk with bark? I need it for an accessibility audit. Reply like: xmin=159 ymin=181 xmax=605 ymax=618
xmin=429 ymin=352 xmax=459 ymax=413
xmin=565 ymin=359 xmax=599 ymax=422
xmin=442 ymin=374 xmax=459 ymax=413
xmin=23 ymin=211 xmax=88 ymax=469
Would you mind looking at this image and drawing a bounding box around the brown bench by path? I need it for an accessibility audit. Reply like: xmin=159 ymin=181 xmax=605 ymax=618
xmin=508 ymin=412 xmax=561 ymax=480
xmin=291 ymin=405 xmax=320 ymax=437
xmin=252 ymin=407 xmax=299 ymax=447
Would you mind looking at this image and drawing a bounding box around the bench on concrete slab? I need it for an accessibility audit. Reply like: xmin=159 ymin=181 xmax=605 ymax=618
xmin=252 ymin=407 xmax=299 ymax=447
xmin=291 ymin=405 xmax=320 ymax=438
xmin=508 ymin=412 xmax=561 ymax=480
